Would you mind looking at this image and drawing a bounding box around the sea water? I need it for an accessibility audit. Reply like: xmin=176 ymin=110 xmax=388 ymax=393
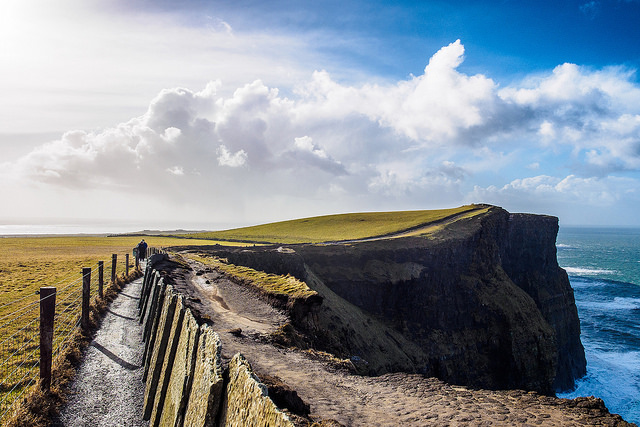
xmin=556 ymin=227 xmax=640 ymax=424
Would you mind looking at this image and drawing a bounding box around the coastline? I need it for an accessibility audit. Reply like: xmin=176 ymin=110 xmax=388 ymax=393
xmin=556 ymin=226 xmax=640 ymax=424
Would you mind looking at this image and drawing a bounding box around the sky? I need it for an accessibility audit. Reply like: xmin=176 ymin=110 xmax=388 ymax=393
xmin=2 ymin=0 xmax=640 ymax=231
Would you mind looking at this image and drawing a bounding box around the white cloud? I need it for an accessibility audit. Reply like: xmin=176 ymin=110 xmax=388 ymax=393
xmin=294 ymin=40 xmax=498 ymax=146
xmin=294 ymin=136 xmax=327 ymax=159
xmin=4 ymin=40 xmax=640 ymax=225
xmin=167 ymin=166 xmax=184 ymax=176
xmin=538 ymin=121 xmax=556 ymax=140
xmin=469 ymin=174 xmax=639 ymax=210
xmin=580 ymin=1 xmax=601 ymax=19
xmin=217 ymin=145 xmax=248 ymax=167
xmin=0 ymin=0 xmax=314 ymax=134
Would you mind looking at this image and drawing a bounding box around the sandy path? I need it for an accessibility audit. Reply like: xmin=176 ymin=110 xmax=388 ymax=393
xmin=191 ymin=272 xmax=288 ymax=335
xmin=53 ymin=278 xmax=148 ymax=427
xmin=186 ymin=260 xmax=631 ymax=427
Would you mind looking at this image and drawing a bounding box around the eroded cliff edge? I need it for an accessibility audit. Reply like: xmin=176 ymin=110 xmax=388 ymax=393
xmin=180 ymin=206 xmax=586 ymax=395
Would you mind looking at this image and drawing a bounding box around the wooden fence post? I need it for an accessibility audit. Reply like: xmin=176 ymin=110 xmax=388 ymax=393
xmin=111 ymin=254 xmax=117 ymax=283
xmin=98 ymin=260 xmax=104 ymax=299
xmin=82 ymin=268 xmax=91 ymax=330
xmin=126 ymin=253 xmax=130 ymax=277
xmin=39 ymin=286 xmax=56 ymax=391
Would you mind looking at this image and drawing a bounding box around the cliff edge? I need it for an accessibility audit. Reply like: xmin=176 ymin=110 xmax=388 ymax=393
xmin=175 ymin=205 xmax=586 ymax=395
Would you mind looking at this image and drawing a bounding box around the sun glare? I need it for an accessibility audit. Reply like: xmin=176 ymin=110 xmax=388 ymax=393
xmin=1 ymin=1 xmax=51 ymax=61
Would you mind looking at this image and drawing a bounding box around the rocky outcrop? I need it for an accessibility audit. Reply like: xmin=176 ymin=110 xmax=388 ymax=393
xmin=190 ymin=206 xmax=586 ymax=394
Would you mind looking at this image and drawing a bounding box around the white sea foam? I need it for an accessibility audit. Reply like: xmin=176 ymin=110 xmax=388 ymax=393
xmin=559 ymin=350 xmax=640 ymax=424
xmin=556 ymin=243 xmax=573 ymax=248
xmin=564 ymin=266 xmax=616 ymax=276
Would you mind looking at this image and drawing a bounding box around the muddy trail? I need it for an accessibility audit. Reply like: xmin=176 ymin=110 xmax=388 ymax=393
xmin=53 ymin=277 xmax=148 ymax=427
xmin=177 ymin=258 xmax=630 ymax=427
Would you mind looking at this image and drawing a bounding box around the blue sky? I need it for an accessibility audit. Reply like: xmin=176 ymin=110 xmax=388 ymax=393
xmin=1 ymin=0 xmax=640 ymax=230
xmin=154 ymin=0 xmax=640 ymax=77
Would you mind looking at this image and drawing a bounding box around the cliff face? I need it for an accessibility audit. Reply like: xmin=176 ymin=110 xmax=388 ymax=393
xmin=188 ymin=206 xmax=586 ymax=394
xmin=500 ymin=213 xmax=586 ymax=390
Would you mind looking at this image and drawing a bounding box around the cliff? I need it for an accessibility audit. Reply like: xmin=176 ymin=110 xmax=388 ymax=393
xmin=187 ymin=206 xmax=586 ymax=394
xmin=500 ymin=213 xmax=586 ymax=390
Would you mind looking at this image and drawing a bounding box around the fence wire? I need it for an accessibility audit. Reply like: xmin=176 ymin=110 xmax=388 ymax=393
xmin=0 ymin=250 xmax=139 ymax=423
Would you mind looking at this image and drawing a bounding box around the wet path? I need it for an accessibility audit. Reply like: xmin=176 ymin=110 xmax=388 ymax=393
xmin=53 ymin=277 xmax=148 ymax=427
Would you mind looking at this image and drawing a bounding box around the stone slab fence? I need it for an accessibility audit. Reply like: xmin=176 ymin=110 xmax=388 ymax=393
xmin=138 ymin=253 xmax=295 ymax=427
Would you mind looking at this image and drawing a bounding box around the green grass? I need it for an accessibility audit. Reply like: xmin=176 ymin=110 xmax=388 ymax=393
xmin=0 ymin=235 xmax=220 ymax=307
xmin=188 ymin=254 xmax=317 ymax=300
xmin=0 ymin=234 xmax=220 ymax=422
xmin=186 ymin=204 xmax=487 ymax=244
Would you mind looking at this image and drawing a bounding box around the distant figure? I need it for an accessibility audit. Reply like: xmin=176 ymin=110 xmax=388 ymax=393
xmin=137 ymin=239 xmax=148 ymax=261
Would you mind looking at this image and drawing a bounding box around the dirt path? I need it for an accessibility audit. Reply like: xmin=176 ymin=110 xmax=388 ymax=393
xmin=53 ymin=278 xmax=148 ymax=427
xmin=183 ymin=259 xmax=630 ymax=427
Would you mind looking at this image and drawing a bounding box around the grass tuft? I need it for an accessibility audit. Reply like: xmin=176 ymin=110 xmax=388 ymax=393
xmin=188 ymin=254 xmax=318 ymax=300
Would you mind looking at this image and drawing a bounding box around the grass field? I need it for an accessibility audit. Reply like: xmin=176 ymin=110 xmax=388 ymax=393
xmin=0 ymin=235 xmax=226 ymax=308
xmin=0 ymin=234 xmax=221 ymax=422
xmin=186 ymin=204 xmax=487 ymax=244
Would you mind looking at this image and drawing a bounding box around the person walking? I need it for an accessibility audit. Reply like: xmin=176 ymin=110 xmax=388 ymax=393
xmin=137 ymin=239 xmax=148 ymax=261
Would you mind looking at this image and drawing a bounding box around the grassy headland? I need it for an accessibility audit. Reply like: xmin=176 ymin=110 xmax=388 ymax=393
xmin=186 ymin=204 xmax=488 ymax=244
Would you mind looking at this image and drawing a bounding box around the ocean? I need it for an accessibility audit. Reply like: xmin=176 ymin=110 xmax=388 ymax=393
xmin=556 ymin=227 xmax=640 ymax=425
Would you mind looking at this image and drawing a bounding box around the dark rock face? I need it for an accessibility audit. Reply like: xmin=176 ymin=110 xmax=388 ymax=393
xmin=293 ymin=209 xmax=558 ymax=394
xmin=185 ymin=206 xmax=586 ymax=395
xmin=500 ymin=213 xmax=586 ymax=391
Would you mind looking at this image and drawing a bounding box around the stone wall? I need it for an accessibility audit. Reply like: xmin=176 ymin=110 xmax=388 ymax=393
xmin=138 ymin=255 xmax=295 ymax=427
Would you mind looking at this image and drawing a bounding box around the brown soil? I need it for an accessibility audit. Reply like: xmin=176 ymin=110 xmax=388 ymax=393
xmin=173 ymin=257 xmax=633 ymax=427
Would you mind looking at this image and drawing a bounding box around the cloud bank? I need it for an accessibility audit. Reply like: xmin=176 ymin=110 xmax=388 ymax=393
xmin=3 ymin=41 xmax=640 ymax=226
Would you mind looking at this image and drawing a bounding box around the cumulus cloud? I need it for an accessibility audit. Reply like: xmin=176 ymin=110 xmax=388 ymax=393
xmin=4 ymin=40 xmax=640 ymax=224
xmin=294 ymin=40 xmax=498 ymax=146
xmin=217 ymin=145 xmax=248 ymax=167
xmin=468 ymin=174 xmax=640 ymax=224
